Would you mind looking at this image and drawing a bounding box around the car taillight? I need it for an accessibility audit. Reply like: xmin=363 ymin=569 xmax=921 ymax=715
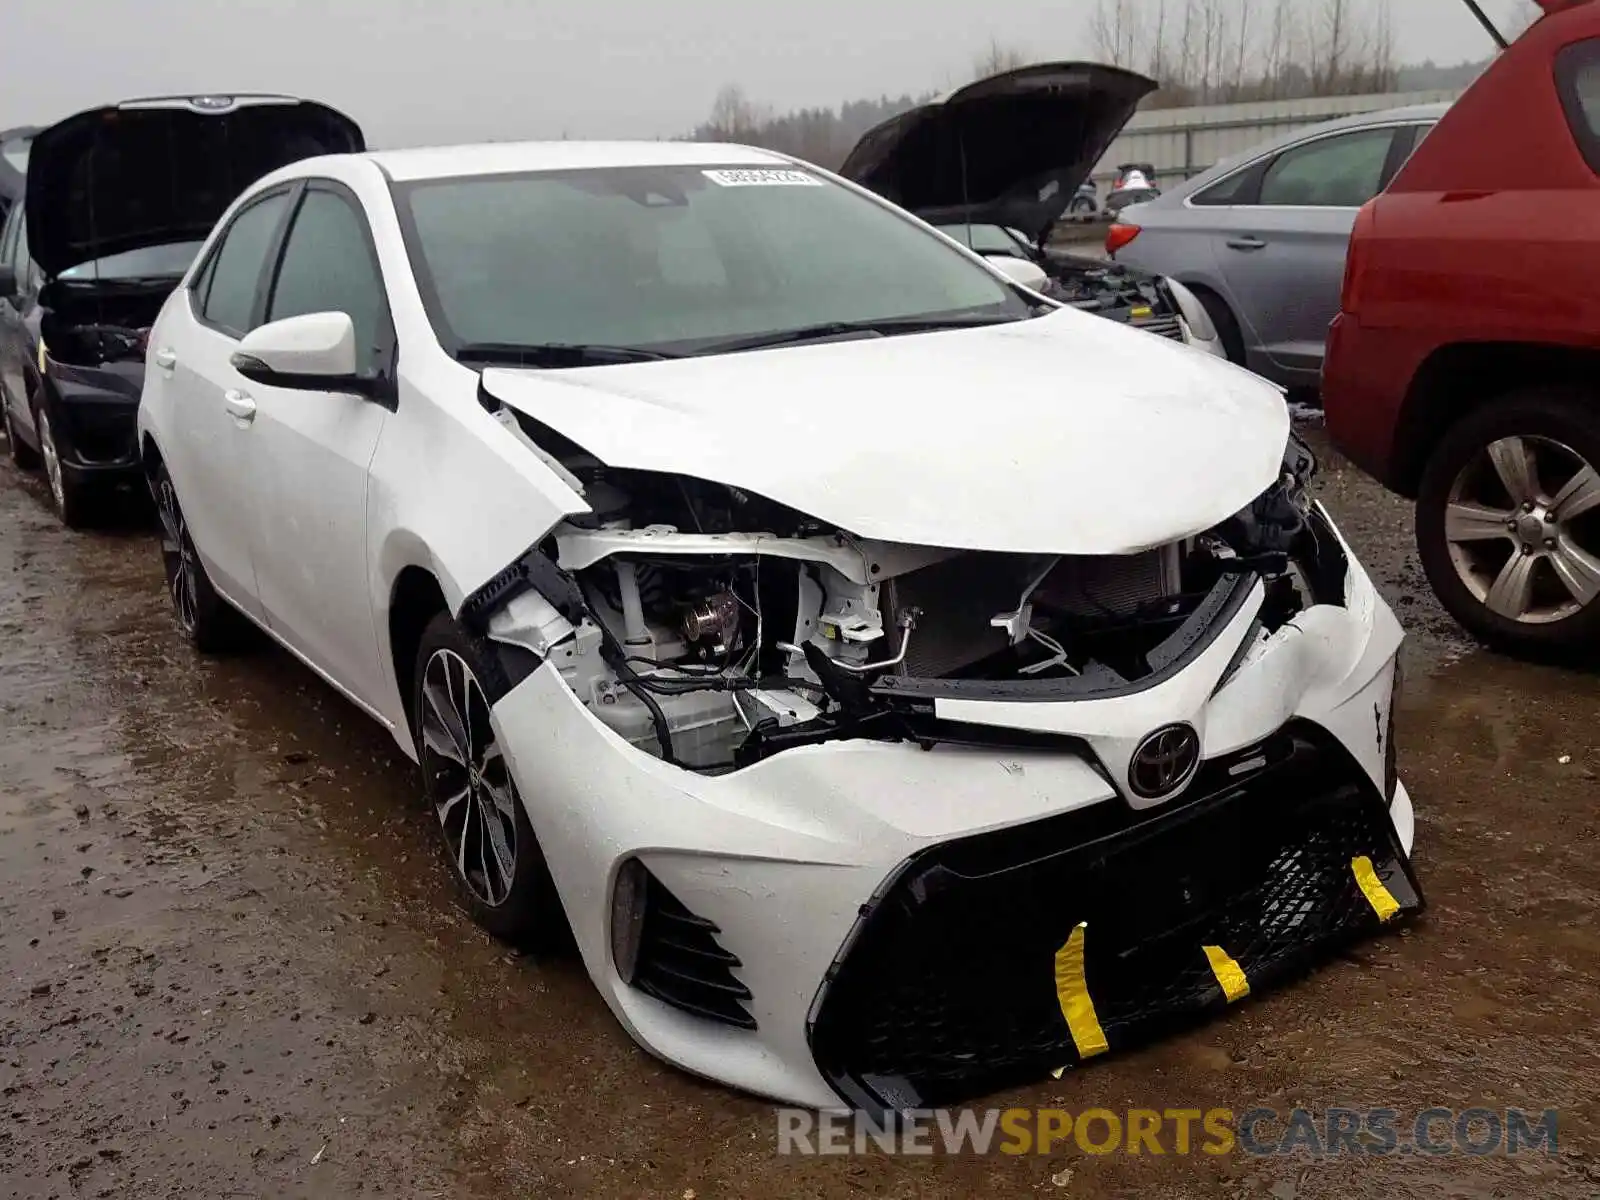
xmin=1340 ymin=200 xmax=1378 ymax=315
xmin=1105 ymin=223 xmax=1142 ymax=257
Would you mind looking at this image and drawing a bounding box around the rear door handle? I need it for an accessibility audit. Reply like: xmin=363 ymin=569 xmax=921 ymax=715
xmin=223 ymin=389 xmax=257 ymax=424
xmin=1225 ymin=236 xmax=1268 ymax=251
xmin=154 ymin=347 xmax=178 ymax=371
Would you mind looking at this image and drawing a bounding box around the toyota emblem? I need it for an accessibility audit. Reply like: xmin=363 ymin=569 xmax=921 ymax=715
xmin=1128 ymin=723 xmax=1202 ymax=800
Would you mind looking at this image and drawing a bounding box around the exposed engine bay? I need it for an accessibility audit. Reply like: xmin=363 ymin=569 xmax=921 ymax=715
xmin=478 ymin=410 xmax=1339 ymax=775
xmin=1040 ymin=250 xmax=1183 ymax=335
xmin=39 ymin=281 xmax=166 ymax=367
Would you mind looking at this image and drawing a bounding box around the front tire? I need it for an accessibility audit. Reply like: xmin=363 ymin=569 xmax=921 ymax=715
xmin=1416 ymin=387 xmax=1600 ymax=657
xmin=150 ymin=462 xmax=255 ymax=653
xmin=35 ymin=407 xmax=94 ymax=529
xmin=412 ymin=612 xmax=562 ymax=946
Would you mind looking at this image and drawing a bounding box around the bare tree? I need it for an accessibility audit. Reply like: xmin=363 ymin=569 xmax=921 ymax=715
xmin=972 ymin=38 xmax=1028 ymax=79
xmin=703 ymin=85 xmax=768 ymax=141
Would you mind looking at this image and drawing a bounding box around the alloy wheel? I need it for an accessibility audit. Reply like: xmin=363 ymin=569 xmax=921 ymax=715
xmin=155 ymin=477 xmax=200 ymax=635
xmin=37 ymin=410 xmax=65 ymax=513
xmin=419 ymin=648 xmax=519 ymax=909
xmin=1444 ymin=434 xmax=1600 ymax=625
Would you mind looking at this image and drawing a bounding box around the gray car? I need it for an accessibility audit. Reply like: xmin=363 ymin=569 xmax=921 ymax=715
xmin=1108 ymin=103 xmax=1449 ymax=390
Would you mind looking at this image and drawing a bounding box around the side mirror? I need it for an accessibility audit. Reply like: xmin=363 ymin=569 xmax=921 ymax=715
xmin=983 ymin=253 xmax=1050 ymax=293
xmin=230 ymin=311 xmax=375 ymax=396
xmin=0 ymin=264 xmax=17 ymax=302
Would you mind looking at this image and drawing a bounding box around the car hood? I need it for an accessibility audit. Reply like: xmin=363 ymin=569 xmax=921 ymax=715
xmin=482 ymin=310 xmax=1289 ymax=556
xmin=25 ymin=95 xmax=363 ymax=278
xmin=837 ymin=63 xmax=1156 ymax=245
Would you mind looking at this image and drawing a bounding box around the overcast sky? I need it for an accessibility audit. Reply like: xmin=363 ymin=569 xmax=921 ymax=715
xmin=2 ymin=0 xmax=1531 ymax=147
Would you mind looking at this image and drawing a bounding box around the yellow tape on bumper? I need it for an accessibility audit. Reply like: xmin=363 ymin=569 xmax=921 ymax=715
xmin=1352 ymin=855 xmax=1401 ymax=922
xmin=1054 ymin=922 xmax=1109 ymax=1059
xmin=1203 ymin=945 xmax=1250 ymax=1003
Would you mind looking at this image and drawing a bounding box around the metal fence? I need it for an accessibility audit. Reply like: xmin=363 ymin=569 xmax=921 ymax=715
xmin=1088 ymin=88 xmax=1466 ymax=192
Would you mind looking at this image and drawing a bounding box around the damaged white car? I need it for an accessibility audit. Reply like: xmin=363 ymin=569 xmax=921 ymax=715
xmin=137 ymin=141 xmax=1424 ymax=1115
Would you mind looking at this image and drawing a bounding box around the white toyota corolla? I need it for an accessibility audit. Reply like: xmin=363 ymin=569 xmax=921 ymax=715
xmin=136 ymin=140 xmax=1423 ymax=1115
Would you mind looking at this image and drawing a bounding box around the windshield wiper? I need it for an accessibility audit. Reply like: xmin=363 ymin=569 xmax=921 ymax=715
xmin=453 ymin=341 xmax=679 ymax=367
xmin=694 ymin=313 xmax=1027 ymax=355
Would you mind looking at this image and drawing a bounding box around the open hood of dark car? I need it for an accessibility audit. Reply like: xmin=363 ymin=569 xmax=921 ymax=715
xmin=838 ymin=62 xmax=1156 ymax=245
xmin=0 ymin=126 xmax=37 ymax=214
xmin=25 ymin=95 xmax=364 ymax=277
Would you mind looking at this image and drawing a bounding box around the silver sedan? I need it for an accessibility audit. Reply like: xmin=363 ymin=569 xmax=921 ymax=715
xmin=1107 ymin=103 xmax=1449 ymax=390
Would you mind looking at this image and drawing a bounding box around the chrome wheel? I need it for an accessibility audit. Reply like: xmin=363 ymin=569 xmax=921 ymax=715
xmin=1444 ymin=434 xmax=1600 ymax=625
xmin=37 ymin=409 xmax=65 ymax=513
xmin=419 ymin=648 xmax=519 ymax=909
xmin=155 ymin=476 xmax=200 ymax=635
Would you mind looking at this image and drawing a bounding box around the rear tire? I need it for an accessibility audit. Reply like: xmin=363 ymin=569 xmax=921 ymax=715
xmin=150 ymin=462 xmax=256 ymax=654
xmin=1416 ymin=387 xmax=1600 ymax=658
xmin=412 ymin=612 xmax=565 ymax=948
xmin=3 ymin=387 xmax=40 ymax=468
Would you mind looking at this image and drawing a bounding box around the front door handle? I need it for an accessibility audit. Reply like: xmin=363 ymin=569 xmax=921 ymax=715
xmin=1225 ymin=236 xmax=1268 ymax=251
xmin=223 ymin=389 xmax=257 ymax=424
xmin=153 ymin=347 xmax=178 ymax=371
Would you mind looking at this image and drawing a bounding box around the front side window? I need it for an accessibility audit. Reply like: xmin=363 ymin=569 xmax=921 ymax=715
xmin=201 ymin=191 xmax=292 ymax=336
xmin=1557 ymin=38 xmax=1600 ymax=174
xmin=394 ymin=164 xmax=1032 ymax=357
xmin=934 ymin=223 xmax=1028 ymax=257
xmin=1258 ymin=128 xmax=1398 ymax=208
xmin=267 ymin=188 xmax=387 ymax=374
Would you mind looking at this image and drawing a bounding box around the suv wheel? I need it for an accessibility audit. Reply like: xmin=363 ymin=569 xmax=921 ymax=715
xmin=1417 ymin=387 xmax=1600 ymax=656
xmin=151 ymin=463 xmax=255 ymax=653
xmin=3 ymin=388 xmax=40 ymax=468
xmin=35 ymin=407 xmax=94 ymax=528
xmin=412 ymin=612 xmax=564 ymax=947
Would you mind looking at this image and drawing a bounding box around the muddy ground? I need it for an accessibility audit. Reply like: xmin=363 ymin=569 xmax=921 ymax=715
xmin=1 ymin=428 xmax=1597 ymax=1200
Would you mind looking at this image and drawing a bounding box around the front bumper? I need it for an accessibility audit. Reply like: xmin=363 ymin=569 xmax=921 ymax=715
xmin=488 ymin=504 xmax=1416 ymax=1110
xmin=45 ymin=361 xmax=143 ymax=476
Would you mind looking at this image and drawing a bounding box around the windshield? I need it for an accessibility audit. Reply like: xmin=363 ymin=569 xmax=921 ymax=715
xmin=934 ymin=223 xmax=1029 ymax=257
xmin=1 ymin=142 xmax=26 ymax=173
xmin=58 ymin=240 xmax=204 ymax=281
xmin=393 ymin=164 xmax=1031 ymax=357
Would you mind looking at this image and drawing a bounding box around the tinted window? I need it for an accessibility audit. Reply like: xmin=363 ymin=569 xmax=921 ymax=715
xmin=267 ymin=189 xmax=386 ymax=373
xmin=1191 ymin=165 xmax=1261 ymax=207
xmin=1557 ymin=39 xmax=1600 ymax=174
xmin=396 ymin=165 xmax=1029 ymax=355
xmin=0 ymin=207 xmax=19 ymax=270
xmin=201 ymin=192 xmax=291 ymax=336
xmin=1258 ymin=128 xmax=1397 ymax=208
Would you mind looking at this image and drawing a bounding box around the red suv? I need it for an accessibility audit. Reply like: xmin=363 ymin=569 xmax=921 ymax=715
xmin=1324 ymin=0 xmax=1600 ymax=655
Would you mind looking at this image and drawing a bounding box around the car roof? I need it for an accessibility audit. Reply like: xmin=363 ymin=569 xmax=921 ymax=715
xmin=366 ymin=140 xmax=795 ymax=182
xmin=1156 ymin=101 xmax=1454 ymax=200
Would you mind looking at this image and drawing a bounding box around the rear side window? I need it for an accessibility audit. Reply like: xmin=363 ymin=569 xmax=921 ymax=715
xmin=201 ymin=191 xmax=292 ymax=336
xmin=1258 ymin=128 xmax=1397 ymax=208
xmin=266 ymin=188 xmax=388 ymax=374
xmin=1557 ymin=39 xmax=1600 ymax=174
xmin=1191 ymin=165 xmax=1263 ymax=207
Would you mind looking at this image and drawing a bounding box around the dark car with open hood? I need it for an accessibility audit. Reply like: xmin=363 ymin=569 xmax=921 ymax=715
xmin=0 ymin=94 xmax=363 ymax=527
xmin=837 ymin=63 xmax=1201 ymax=343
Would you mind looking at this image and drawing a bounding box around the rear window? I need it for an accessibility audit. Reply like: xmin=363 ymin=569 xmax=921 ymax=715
xmin=1556 ymin=38 xmax=1600 ymax=174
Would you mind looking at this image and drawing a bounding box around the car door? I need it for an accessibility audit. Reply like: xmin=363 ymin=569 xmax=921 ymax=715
xmin=157 ymin=186 xmax=298 ymax=618
xmin=1206 ymin=125 xmax=1408 ymax=381
xmin=241 ymin=182 xmax=393 ymax=709
xmin=0 ymin=206 xmax=25 ymax=418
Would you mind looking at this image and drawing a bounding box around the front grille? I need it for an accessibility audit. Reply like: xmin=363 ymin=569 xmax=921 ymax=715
xmin=1131 ymin=312 xmax=1186 ymax=341
xmin=807 ymin=722 xmax=1423 ymax=1114
xmin=634 ymin=872 xmax=756 ymax=1030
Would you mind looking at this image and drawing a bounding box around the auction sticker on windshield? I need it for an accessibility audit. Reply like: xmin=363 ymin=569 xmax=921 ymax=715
xmin=703 ymin=168 xmax=822 ymax=187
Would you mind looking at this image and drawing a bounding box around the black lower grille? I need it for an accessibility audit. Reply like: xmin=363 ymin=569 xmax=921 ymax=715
xmin=1131 ymin=312 xmax=1186 ymax=341
xmin=807 ymin=722 xmax=1423 ymax=1114
xmin=634 ymin=872 xmax=756 ymax=1030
